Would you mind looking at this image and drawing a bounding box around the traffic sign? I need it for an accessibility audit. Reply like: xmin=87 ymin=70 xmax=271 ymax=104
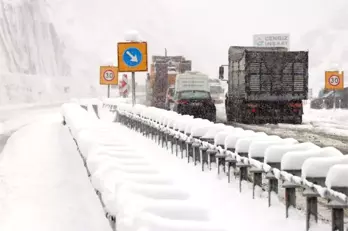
xmin=325 ymin=71 xmax=344 ymax=90
xmin=117 ymin=42 xmax=148 ymax=72
xmin=100 ymin=66 xmax=118 ymax=85
xmin=119 ymin=74 xmax=129 ymax=97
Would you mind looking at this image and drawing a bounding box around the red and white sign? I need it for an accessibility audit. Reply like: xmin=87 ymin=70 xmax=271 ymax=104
xmin=328 ymin=75 xmax=340 ymax=86
xmin=119 ymin=74 xmax=129 ymax=97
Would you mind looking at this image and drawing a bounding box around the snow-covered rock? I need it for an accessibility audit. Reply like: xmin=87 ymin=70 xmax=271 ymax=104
xmin=281 ymin=147 xmax=343 ymax=171
xmin=325 ymin=164 xmax=348 ymax=189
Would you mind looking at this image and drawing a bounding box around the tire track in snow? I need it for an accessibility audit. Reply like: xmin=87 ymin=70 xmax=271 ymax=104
xmin=222 ymin=121 xmax=348 ymax=154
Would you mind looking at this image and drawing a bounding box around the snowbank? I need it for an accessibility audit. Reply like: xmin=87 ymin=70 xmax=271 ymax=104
xmin=325 ymin=164 xmax=348 ymax=189
xmin=131 ymin=210 xmax=225 ymax=231
xmin=173 ymin=115 xmax=195 ymax=132
xmin=233 ymin=133 xmax=271 ymax=154
xmin=63 ymin=105 xmax=224 ymax=231
xmin=185 ymin=119 xmax=212 ymax=135
xmin=264 ymin=142 xmax=320 ymax=164
xmin=0 ymin=113 xmax=112 ymax=231
xmin=224 ymin=130 xmax=259 ymax=151
xmin=281 ymin=147 xmax=343 ymax=171
xmin=302 ymin=155 xmax=348 ymax=178
xmin=191 ymin=124 xmax=216 ymax=138
xmin=201 ymin=124 xmax=226 ymax=139
xmin=248 ymin=138 xmax=298 ymax=159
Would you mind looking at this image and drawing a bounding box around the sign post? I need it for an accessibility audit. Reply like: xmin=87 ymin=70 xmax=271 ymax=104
xmin=100 ymin=66 xmax=118 ymax=98
xmin=117 ymin=41 xmax=148 ymax=106
xmin=325 ymin=70 xmax=344 ymax=110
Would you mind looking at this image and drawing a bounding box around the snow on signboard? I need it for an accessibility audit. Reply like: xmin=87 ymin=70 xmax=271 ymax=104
xmin=253 ymin=34 xmax=290 ymax=50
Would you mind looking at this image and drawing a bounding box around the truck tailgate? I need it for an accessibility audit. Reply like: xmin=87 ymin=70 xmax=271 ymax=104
xmin=246 ymin=51 xmax=308 ymax=100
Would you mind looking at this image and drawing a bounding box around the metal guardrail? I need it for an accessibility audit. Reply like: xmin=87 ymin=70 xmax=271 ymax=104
xmin=108 ymin=103 xmax=348 ymax=231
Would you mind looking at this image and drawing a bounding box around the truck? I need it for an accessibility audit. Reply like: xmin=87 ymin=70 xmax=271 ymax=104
xmin=145 ymin=55 xmax=192 ymax=108
xmin=219 ymin=46 xmax=308 ymax=124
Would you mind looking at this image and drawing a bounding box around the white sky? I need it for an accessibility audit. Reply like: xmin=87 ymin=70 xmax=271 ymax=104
xmin=48 ymin=0 xmax=348 ymax=93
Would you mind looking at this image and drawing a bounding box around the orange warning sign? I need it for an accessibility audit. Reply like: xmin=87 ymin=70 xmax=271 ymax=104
xmin=100 ymin=66 xmax=118 ymax=85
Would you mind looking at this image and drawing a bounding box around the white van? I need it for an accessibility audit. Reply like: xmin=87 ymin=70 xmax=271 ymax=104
xmin=208 ymin=79 xmax=224 ymax=104
xmin=172 ymin=71 xmax=216 ymax=122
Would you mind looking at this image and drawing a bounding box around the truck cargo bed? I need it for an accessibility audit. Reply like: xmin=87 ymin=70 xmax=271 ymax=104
xmin=228 ymin=47 xmax=308 ymax=101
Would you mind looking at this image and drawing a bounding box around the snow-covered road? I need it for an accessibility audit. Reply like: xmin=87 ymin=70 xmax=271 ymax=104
xmin=0 ymin=113 xmax=111 ymax=231
xmin=216 ymin=104 xmax=348 ymax=153
xmin=0 ymin=103 xmax=64 ymax=153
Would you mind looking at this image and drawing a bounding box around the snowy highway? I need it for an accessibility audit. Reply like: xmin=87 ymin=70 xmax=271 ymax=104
xmin=0 ymin=113 xmax=111 ymax=231
xmin=3 ymin=0 xmax=348 ymax=230
xmin=0 ymin=100 xmax=347 ymax=231
xmin=216 ymin=104 xmax=348 ymax=153
xmin=0 ymin=103 xmax=64 ymax=153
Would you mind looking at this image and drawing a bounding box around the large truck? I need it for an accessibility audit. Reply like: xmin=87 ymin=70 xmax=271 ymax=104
xmin=219 ymin=46 xmax=308 ymax=124
xmin=145 ymin=55 xmax=192 ymax=108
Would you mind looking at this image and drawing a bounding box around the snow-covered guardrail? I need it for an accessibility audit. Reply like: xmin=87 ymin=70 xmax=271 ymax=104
xmin=107 ymin=101 xmax=348 ymax=231
xmin=61 ymin=102 xmax=227 ymax=231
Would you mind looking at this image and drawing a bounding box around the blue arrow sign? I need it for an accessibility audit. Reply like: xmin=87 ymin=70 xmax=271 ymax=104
xmin=122 ymin=47 xmax=143 ymax=67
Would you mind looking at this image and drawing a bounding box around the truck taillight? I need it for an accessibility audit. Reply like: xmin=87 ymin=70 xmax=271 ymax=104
xmin=177 ymin=100 xmax=188 ymax=105
xmin=289 ymin=103 xmax=302 ymax=108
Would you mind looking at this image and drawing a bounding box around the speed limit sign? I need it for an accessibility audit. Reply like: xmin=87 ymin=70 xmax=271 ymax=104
xmin=325 ymin=71 xmax=344 ymax=90
xmin=100 ymin=66 xmax=118 ymax=85
xmin=103 ymin=70 xmax=114 ymax=81
xmin=328 ymin=75 xmax=340 ymax=86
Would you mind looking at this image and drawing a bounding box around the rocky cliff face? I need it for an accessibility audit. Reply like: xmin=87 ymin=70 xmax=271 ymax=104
xmin=0 ymin=0 xmax=69 ymax=76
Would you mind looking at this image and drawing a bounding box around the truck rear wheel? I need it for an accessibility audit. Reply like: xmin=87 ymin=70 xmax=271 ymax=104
xmin=226 ymin=113 xmax=233 ymax=122
xmin=292 ymin=116 xmax=302 ymax=124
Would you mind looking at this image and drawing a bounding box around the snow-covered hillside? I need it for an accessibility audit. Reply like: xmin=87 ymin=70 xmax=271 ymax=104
xmin=2 ymin=0 xmax=348 ymax=105
xmin=0 ymin=0 xmax=69 ymax=76
xmin=0 ymin=0 xmax=103 ymax=105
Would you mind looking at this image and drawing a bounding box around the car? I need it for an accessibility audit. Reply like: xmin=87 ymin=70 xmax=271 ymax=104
xmin=172 ymin=90 xmax=216 ymax=122
xmin=310 ymin=88 xmax=348 ymax=109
